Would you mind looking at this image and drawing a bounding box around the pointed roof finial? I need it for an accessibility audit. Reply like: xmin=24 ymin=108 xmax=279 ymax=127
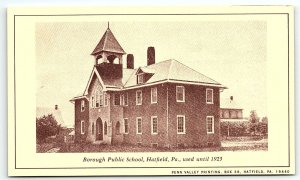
xmin=108 ymin=21 xmax=110 ymax=29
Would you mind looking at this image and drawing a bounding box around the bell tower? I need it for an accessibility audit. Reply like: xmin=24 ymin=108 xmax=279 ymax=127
xmin=91 ymin=23 xmax=126 ymax=78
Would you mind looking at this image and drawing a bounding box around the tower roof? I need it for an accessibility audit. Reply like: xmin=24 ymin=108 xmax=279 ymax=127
xmin=91 ymin=27 xmax=126 ymax=55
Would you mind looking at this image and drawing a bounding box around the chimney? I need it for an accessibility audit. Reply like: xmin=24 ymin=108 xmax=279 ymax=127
xmin=55 ymin=105 xmax=58 ymax=110
xmin=230 ymin=96 xmax=233 ymax=101
xmin=147 ymin=47 xmax=155 ymax=66
xmin=127 ymin=54 xmax=134 ymax=69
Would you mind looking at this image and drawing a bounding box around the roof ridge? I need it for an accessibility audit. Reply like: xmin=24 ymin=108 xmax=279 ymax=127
xmin=166 ymin=59 xmax=174 ymax=80
xmin=102 ymin=29 xmax=109 ymax=51
xmin=171 ymin=59 xmax=221 ymax=85
xmin=123 ymin=69 xmax=137 ymax=87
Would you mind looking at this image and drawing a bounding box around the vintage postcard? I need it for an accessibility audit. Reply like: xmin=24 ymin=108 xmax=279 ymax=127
xmin=7 ymin=6 xmax=294 ymax=176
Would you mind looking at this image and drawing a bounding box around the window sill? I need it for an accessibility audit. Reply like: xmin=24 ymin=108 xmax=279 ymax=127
xmin=177 ymin=132 xmax=186 ymax=135
xmin=176 ymin=100 xmax=185 ymax=103
xmin=207 ymin=132 xmax=214 ymax=134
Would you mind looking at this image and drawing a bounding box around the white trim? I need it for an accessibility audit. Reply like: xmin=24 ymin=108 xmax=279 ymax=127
xmin=206 ymin=116 xmax=214 ymax=134
xmin=83 ymin=67 xmax=107 ymax=95
xmin=176 ymin=86 xmax=185 ymax=102
xmin=123 ymin=79 xmax=226 ymax=91
xmin=124 ymin=118 xmax=129 ymax=134
xmin=206 ymin=88 xmax=214 ymax=104
xmin=151 ymin=87 xmax=158 ymax=104
xmin=136 ymin=117 xmax=142 ymax=134
xmin=151 ymin=116 xmax=158 ymax=135
xmin=80 ymin=120 xmax=85 ymax=134
xmin=136 ymin=90 xmax=142 ymax=105
xmin=177 ymin=115 xmax=185 ymax=134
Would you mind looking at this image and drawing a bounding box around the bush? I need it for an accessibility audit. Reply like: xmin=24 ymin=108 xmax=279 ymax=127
xmin=221 ymin=121 xmax=249 ymax=137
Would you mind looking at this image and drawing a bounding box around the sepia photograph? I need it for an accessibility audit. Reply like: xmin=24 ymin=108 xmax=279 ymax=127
xmin=35 ymin=21 xmax=268 ymax=153
xmin=7 ymin=6 xmax=294 ymax=176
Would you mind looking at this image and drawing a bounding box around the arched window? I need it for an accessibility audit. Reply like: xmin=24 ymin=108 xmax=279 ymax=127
xmin=92 ymin=123 xmax=95 ymax=135
xmin=116 ymin=121 xmax=120 ymax=135
xmin=104 ymin=121 xmax=107 ymax=135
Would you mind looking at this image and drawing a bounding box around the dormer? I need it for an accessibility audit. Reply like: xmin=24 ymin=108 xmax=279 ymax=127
xmin=136 ymin=67 xmax=155 ymax=84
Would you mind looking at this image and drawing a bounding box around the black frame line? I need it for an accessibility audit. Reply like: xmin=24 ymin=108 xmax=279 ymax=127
xmin=13 ymin=12 xmax=291 ymax=170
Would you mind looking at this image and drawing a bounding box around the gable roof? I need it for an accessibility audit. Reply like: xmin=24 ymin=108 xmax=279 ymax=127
xmin=91 ymin=28 xmax=125 ymax=55
xmin=36 ymin=107 xmax=65 ymax=125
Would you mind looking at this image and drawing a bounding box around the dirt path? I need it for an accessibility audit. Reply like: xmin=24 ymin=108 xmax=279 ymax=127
xmin=221 ymin=138 xmax=268 ymax=147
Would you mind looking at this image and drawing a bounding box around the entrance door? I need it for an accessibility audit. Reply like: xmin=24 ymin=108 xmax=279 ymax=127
xmin=96 ymin=118 xmax=103 ymax=140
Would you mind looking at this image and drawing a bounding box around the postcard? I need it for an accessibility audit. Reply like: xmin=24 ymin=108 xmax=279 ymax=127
xmin=7 ymin=6 xmax=294 ymax=176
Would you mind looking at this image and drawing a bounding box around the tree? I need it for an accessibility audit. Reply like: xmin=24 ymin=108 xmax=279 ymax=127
xmin=247 ymin=110 xmax=260 ymax=135
xmin=36 ymin=114 xmax=60 ymax=143
xmin=259 ymin=116 xmax=268 ymax=136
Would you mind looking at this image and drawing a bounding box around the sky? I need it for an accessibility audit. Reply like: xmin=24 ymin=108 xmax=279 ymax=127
xmin=36 ymin=21 xmax=267 ymax=127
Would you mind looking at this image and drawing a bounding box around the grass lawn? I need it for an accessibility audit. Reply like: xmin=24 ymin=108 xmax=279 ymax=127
xmin=56 ymin=136 xmax=268 ymax=153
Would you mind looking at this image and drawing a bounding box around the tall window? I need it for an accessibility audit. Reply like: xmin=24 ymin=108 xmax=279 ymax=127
xmin=92 ymin=123 xmax=95 ymax=135
xmin=123 ymin=93 xmax=128 ymax=106
xmin=151 ymin=87 xmax=157 ymax=104
xmin=136 ymin=117 xmax=142 ymax=134
xmin=137 ymin=74 xmax=144 ymax=84
xmin=81 ymin=100 xmax=85 ymax=112
xmin=99 ymin=93 xmax=103 ymax=106
xmin=206 ymin=116 xmax=214 ymax=134
xmin=176 ymin=86 xmax=185 ymax=102
xmin=95 ymin=91 xmax=100 ymax=107
xmin=104 ymin=93 xmax=109 ymax=106
xmin=151 ymin=116 xmax=158 ymax=134
xmin=114 ymin=93 xmax=120 ymax=106
xmin=121 ymin=93 xmax=128 ymax=106
xmin=124 ymin=118 xmax=129 ymax=134
xmin=206 ymin=88 xmax=213 ymax=104
xmin=80 ymin=120 xmax=85 ymax=134
xmin=91 ymin=96 xmax=95 ymax=108
xmin=104 ymin=121 xmax=107 ymax=135
xmin=136 ymin=90 xmax=142 ymax=105
xmin=116 ymin=121 xmax=121 ymax=135
xmin=177 ymin=115 xmax=185 ymax=134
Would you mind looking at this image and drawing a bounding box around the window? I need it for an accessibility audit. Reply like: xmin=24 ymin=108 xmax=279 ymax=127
xmin=99 ymin=93 xmax=103 ymax=107
xmin=104 ymin=93 xmax=109 ymax=106
xmin=124 ymin=118 xmax=129 ymax=134
xmin=137 ymin=74 xmax=144 ymax=84
xmin=151 ymin=87 xmax=157 ymax=104
xmin=151 ymin=143 xmax=158 ymax=148
xmin=121 ymin=93 xmax=128 ymax=106
xmin=177 ymin=115 xmax=185 ymax=134
xmin=116 ymin=121 xmax=121 ymax=135
xmin=206 ymin=116 xmax=214 ymax=134
xmin=123 ymin=93 xmax=128 ymax=106
xmin=151 ymin=116 xmax=158 ymax=134
xmin=95 ymin=92 xmax=99 ymax=107
xmin=176 ymin=86 xmax=185 ymax=102
xmin=80 ymin=120 xmax=85 ymax=134
xmin=91 ymin=96 xmax=95 ymax=108
xmin=206 ymin=88 xmax=213 ymax=104
xmin=81 ymin=100 xmax=85 ymax=112
xmin=104 ymin=121 xmax=107 ymax=135
xmin=114 ymin=94 xmax=120 ymax=106
xmin=92 ymin=123 xmax=95 ymax=135
xmin=136 ymin=117 xmax=142 ymax=134
xmin=136 ymin=90 xmax=142 ymax=105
